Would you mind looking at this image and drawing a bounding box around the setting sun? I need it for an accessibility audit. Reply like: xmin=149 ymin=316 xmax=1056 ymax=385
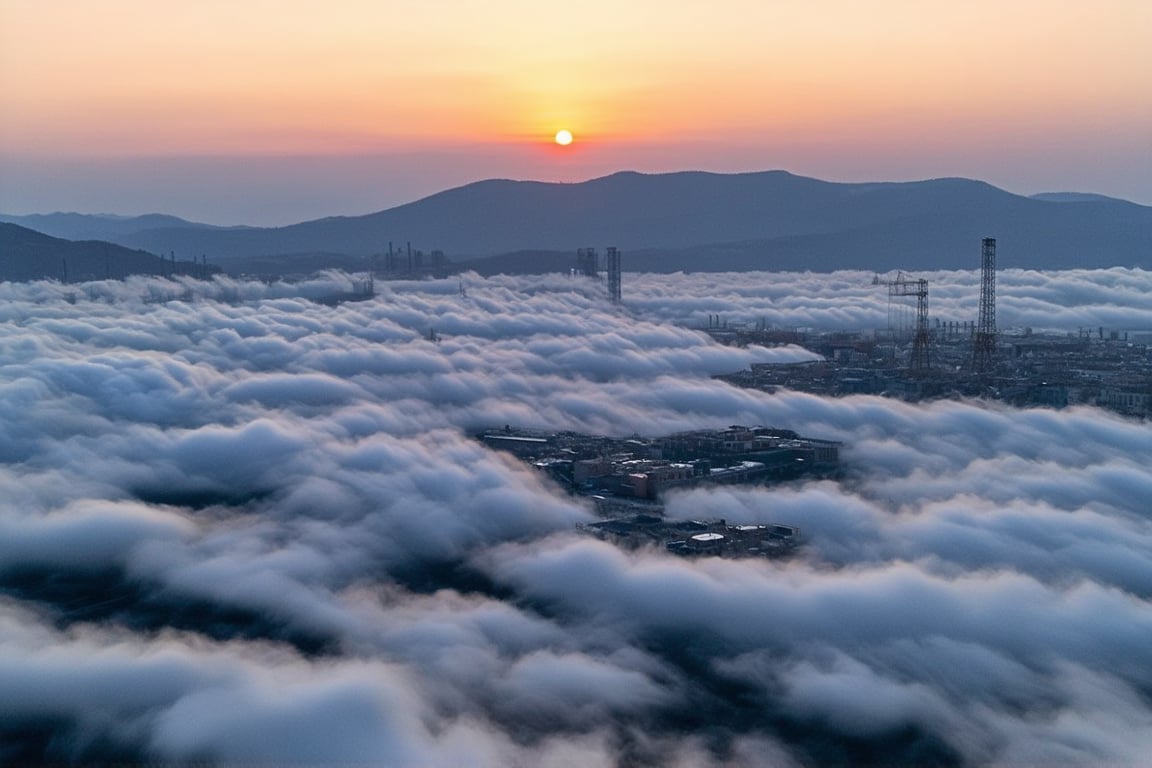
xmin=554 ymin=129 xmax=573 ymax=146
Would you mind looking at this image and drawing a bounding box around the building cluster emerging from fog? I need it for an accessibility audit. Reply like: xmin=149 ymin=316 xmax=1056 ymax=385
xmin=479 ymin=424 xmax=839 ymax=557
xmin=712 ymin=324 xmax=1152 ymax=418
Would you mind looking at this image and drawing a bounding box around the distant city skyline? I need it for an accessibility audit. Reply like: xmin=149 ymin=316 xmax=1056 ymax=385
xmin=2 ymin=0 xmax=1150 ymax=225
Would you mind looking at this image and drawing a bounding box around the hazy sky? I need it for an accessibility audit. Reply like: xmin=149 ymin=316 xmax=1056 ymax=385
xmin=2 ymin=0 xmax=1150 ymax=224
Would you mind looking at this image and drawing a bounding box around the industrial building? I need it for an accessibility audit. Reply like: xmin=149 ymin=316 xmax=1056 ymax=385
xmin=477 ymin=424 xmax=841 ymax=501
xmin=475 ymin=425 xmax=827 ymax=559
xmin=579 ymin=515 xmax=802 ymax=559
xmin=574 ymin=246 xmax=624 ymax=304
xmin=713 ymin=326 xmax=1151 ymax=415
xmin=706 ymin=238 xmax=1152 ymax=418
xmin=376 ymin=241 xmax=451 ymax=278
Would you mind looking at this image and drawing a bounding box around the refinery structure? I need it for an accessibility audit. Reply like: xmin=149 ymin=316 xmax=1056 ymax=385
xmin=575 ymin=246 xmax=624 ymax=304
xmin=710 ymin=238 xmax=1151 ymax=418
xmin=363 ymin=242 xmax=626 ymax=304
xmin=274 ymin=234 xmax=1145 ymax=418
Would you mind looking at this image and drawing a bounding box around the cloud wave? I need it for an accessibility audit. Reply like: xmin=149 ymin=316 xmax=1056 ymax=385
xmin=1 ymin=269 xmax=1149 ymax=766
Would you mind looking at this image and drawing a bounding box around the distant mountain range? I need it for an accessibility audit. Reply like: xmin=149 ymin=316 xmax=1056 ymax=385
xmin=0 ymin=223 xmax=219 ymax=283
xmin=0 ymin=212 xmax=231 ymax=242
xmin=4 ymin=171 xmax=1150 ymax=273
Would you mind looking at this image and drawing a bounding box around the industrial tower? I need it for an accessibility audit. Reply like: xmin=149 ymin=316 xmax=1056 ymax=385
xmin=576 ymin=247 xmax=599 ymax=278
xmin=886 ymin=272 xmax=931 ymax=371
xmin=606 ymin=246 xmax=622 ymax=304
xmin=971 ymin=237 xmax=997 ymax=372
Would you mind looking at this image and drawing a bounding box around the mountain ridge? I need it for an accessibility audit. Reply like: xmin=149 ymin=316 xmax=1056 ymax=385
xmin=0 ymin=223 xmax=220 ymax=282
xmin=4 ymin=171 xmax=1150 ymax=271
xmin=0 ymin=211 xmax=239 ymax=242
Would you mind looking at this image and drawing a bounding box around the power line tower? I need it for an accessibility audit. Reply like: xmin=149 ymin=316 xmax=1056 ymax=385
xmin=971 ymin=237 xmax=997 ymax=372
xmin=886 ymin=272 xmax=931 ymax=371
xmin=606 ymin=246 xmax=622 ymax=304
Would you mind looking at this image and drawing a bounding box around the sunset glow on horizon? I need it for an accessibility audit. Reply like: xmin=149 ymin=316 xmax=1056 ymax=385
xmin=2 ymin=0 xmax=1150 ymax=223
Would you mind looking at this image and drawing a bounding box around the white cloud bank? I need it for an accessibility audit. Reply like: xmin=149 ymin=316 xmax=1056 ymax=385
xmin=0 ymin=269 xmax=1149 ymax=766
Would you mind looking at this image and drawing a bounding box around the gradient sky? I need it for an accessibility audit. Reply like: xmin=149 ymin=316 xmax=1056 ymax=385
xmin=2 ymin=0 xmax=1150 ymax=224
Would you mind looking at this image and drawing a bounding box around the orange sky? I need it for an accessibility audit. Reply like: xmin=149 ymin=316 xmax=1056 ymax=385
xmin=2 ymin=0 xmax=1150 ymax=222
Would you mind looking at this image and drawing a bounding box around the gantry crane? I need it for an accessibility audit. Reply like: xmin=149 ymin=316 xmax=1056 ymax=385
xmin=881 ymin=272 xmax=931 ymax=371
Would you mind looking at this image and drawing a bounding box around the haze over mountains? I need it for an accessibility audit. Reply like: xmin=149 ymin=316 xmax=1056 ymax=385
xmin=4 ymin=170 xmax=1151 ymax=275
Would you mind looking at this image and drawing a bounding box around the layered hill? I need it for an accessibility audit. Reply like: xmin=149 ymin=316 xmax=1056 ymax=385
xmin=0 ymin=223 xmax=218 ymax=282
xmin=0 ymin=212 xmax=229 ymax=242
xmin=6 ymin=171 xmax=1151 ymax=271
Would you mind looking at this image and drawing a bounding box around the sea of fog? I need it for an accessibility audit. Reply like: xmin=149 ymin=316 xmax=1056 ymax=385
xmin=1 ymin=269 xmax=1150 ymax=766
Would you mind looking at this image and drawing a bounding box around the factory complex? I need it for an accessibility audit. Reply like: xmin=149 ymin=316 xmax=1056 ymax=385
xmin=478 ymin=424 xmax=840 ymax=500
xmin=477 ymin=424 xmax=840 ymax=558
xmin=707 ymin=239 xmax=1151 ymax=417
xmin=713 ymin=326 xmax=1151 ymax=415
xmin=582 ymin=515 xmax=803 ymax=559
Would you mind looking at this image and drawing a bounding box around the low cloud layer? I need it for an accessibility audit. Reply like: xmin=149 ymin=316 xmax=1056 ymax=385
xmin=1 ymin=269 xmax=1149 ymax=766
xmin=622 ymin=267 xmax=1152 ymax=333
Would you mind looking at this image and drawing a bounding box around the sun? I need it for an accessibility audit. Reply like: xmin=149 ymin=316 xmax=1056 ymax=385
xmin=554 ymin=129 xmax=574 ymax=146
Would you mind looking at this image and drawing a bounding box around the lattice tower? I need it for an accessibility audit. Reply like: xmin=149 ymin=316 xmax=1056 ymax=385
xmin=971 ymin=238 xmax=997 ymax=372
xmin=606 ymin=247 xmax=622 ymax=304
xmin=887 ymin=272 xmax=931 ymax=371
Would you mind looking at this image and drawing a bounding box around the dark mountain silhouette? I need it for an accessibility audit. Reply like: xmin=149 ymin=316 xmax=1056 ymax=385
xmin=0 ymin=212 xmax=231 ymax=243
xmin=6 ymin=171 xmax=1150 ymax=271
xmin=0 ymin=223 xmax=219 ymax=282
